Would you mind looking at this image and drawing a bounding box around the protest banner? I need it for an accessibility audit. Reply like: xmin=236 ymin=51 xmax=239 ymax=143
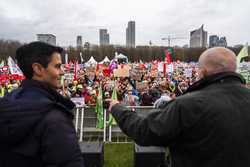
xmin=129 ymin=68 xmax=142 ymax=80
xmin=184 ymin=68 xmax=193 ymax=78
xmin=113 ymin=68 xmax=130 ymax=77
xmin=239 ymin=62 xmax=250 ymax=83
xmin=71 ymin=97 xmax=85 ymax=107
xmin=113 ymin=65 xmax=131 ymax=77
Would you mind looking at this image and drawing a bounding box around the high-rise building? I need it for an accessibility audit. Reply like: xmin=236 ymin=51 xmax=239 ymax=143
xmin=209 ymin=35 xmax=219 ymax=48
xmin=76 ymin=36 xmax=83 ymax=49
xmin=209 ymin=35 xmax=227 ymax=47
xmin=37 ymin=34 xmax=56 ymax=46
xmin=218 ymin=37 xmax=227 ymax=47
xmin=126 ymin=21 xmax=135 ymax=48
xmin=84 ymin=42 xmax=90 ymax=50
xmin=190 ymin=25 xmax=207 ymax=48
xmin=99 ymin=29 xmax=110 ymax=45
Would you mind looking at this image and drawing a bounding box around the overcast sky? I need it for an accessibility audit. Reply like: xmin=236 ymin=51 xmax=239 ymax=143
xmin=0 ymin=0 xmax=249 ymax=47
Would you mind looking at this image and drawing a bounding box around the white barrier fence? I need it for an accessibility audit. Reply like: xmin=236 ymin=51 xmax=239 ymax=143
xmin=73 ymin=106 xmax=157 ymax=142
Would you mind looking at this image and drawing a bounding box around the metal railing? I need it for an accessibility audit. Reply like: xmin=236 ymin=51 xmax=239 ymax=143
xmin=73 ymin=105 xmax=157 ymax=142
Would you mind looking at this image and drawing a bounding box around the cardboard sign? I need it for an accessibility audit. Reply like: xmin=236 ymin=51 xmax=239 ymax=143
xmin=158 ymin=62 xmax=164 ymax=72
xmin=118 ymin=64 xmax=131 ymax=70
xmin=167 ymin=64 xmax=174 ymax=73
xmin=64 ymin=73 xmax=74 ymax=81
xmin=151 ymin=70 xmax=158 ymax=77
xmin=238 ymin=62 xmax=250 ymax=83
xmin=184 ymin=68 xmax=193 ymax=78
xmin=85 ymin=67 xmax=96 ymax=72
xmin=71 ymin=97 xmax=85 ymax=107
xmin=113 ymin=68 xmax=130 ymax=77
xmin=130 ymin=68 xmax=142 ymax=80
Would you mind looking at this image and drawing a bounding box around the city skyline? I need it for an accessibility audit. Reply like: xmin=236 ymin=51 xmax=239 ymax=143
xmin=126 ymin=21 xmax=135 ymax=48
xmin=99 ymin=29 xmax=110 ymax=46
xmin=0 ymin=0 xmax=249 ymax=47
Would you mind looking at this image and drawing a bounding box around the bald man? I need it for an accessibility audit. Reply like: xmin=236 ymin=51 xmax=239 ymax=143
xmin=197 ymin=47 xmax=237 ymax=79
xmin=109 ymin=47 xmax=250 ymax=167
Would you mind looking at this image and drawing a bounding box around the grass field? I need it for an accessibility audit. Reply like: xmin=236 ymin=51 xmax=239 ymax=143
xmin=104 ymin=142 xmax=134 ymax=167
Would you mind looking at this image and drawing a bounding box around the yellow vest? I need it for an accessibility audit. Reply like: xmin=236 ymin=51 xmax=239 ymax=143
xmin=0 ymin=87 xmax=5 ymax=97
xmin=7 ymin=84 xmax=12 ymax=93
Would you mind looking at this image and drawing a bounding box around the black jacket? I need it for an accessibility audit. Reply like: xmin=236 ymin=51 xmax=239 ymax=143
xmin=111 ymin=72 xmax=250 ymax=167
xmin=0 ymin=79 xmax=84 ymax=167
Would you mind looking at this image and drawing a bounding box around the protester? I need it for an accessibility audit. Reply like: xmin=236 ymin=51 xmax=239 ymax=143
xmin=153 ymin=92 xmax=171 ymax=109
xmin=1 ymin=47 xmax=248 ymax=108
xmin=0 ymin=42 xmax=84 ymax=167
xmin=0 ymin=83 xmax=5 ymax=97
xmin=109 ymin=47 xmax=250 ymax=167
xmin=123 ymin=86 xmax=139 ymax=106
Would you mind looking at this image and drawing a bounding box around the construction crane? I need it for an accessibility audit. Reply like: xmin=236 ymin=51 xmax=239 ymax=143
xmin=161 ymin=35 xmax=187 ymax=47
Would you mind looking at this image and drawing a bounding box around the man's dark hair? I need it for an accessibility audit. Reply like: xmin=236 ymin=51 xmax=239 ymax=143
xmin=15 ymin=41 xmax=63 ymax=79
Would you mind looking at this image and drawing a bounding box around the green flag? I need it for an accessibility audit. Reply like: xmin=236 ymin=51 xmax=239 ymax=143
xmin=95 ymin=86 xmax=104 ymax=129
xmin=107 ymin=87 xmax=118 ymax=126
xmin=111 ymin=87 xmax=118 ymax=100
xmin=237 ymin=43 xmax=249 ymax=68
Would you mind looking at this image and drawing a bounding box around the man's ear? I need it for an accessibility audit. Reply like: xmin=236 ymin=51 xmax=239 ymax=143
xmin=197 ymin=67 xmax=207 ymax=80
xmin=32 ymin=63 xmax=44 ymax=77
xmin=202 ymin=67 xmax=209 ymax=78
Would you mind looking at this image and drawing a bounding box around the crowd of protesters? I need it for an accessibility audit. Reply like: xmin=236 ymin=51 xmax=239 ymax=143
xmin=3 ymin=59 xmax=250 ymax=107
xmin=0 ymin=79 xmax=21 ymax=97
xmin=3 ymin=60 xmax=250 ymax=107
xmin=57 ymin=61 xmax=199 ymax=107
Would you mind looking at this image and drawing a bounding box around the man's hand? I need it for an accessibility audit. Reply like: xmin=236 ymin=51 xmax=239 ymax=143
xmin=108 ymin=99 xmax=120 ymax=112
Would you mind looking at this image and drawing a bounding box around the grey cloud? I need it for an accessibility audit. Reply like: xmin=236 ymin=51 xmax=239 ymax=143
xmin=0 ymin=0 xmax=249 ymax=46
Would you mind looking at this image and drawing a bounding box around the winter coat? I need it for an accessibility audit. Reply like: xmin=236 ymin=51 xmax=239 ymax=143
xmin=0 ymin=79 xmax=84 ymax=167
xmin=111 ymin=72 xmax=250 ymax=167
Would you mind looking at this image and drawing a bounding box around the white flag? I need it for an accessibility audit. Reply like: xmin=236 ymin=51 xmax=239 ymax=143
xmin=0 ymin=60 xmax=5 ymax=67
xmin=65 ymin=53 xmax=68 ymax=65
xmin=7 ymin=56 xmax=23 ymax=75
xmin=80 ymin=52 xmax=83 ymax=63
xmin=167 ymin=63 xmax=174 ymax=73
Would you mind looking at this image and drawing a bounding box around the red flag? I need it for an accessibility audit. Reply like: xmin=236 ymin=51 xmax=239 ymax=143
xmin=139 ymin=63 xmax=146 ymax=69
xmin=165 ymin=50 xmax=172 ymax=64
xmin=96 ymin=64 xmax=100 ymax=72
xmin=66 ymin=63 xmax=70 ymax=72
xmin=73 ymin=61 xmax=78 ymax=81
xmin=103 ymin=68 xmax=111 ymax=77
xmin=163 ymin=63 xmax=166 ymax=75
xmin=66 ymin=61 xmax=73 ymax=72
